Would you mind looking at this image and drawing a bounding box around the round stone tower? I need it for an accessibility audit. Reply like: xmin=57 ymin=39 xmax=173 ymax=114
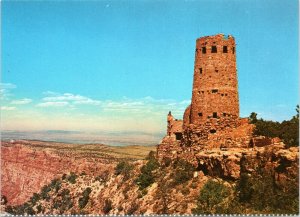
xmin=188 ymin=33 xmax=239 ymax=128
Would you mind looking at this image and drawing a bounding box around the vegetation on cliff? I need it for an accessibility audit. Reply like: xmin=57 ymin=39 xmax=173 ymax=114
xmin=4 ymin=147 xmax=299 ymax=215
xmin=249 ymin=105 xmax=299 ymax=147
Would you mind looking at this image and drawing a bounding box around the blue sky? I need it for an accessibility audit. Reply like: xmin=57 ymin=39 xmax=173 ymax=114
xmin=1 ymin=0 xmax=299 ymax=133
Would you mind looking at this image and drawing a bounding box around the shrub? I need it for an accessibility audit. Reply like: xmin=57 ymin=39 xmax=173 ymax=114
xmin=41 ymin=185 xmax=51 ymax=200
xmin=62 ymin=174 xmax=67 ymax=180
xmin=237 ymin=167 xmax=299 ymax=214
xmin=30 ymin=193 xmax=40 ymax=205
xmin=1 ymin=195 xmax=7 ymax=205
xmin=61 ymin=188 xmax=70 ymax=197
xmin=249 ymin=106 xmax=299 ymax=147
xmin=181 ymin=186 xmax=190 ymax=195
xmin=78 ymin=187 xmax=92 ymax=209
xmin=67 ymin=172 xmax=77 ymax=184
xmin=36 ymin=204 xmax=43 ymax=213
xmin=103 ymin=199 xmax=112 ymax=214
xmin=172 ymin=159 xmax=195 ymax=185
xmin=126 ymin=202 xmax=139 ymax=215
xmin=136 ymin=152 xmax=160 ymax=190
xmin=192 ymin=179 xmax=230 ymax=214
xmin=115 ymin=161 xmax=133 ymax=180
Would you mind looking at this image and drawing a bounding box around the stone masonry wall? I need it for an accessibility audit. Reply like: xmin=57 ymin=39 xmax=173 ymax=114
xmin=188 ymin=34 xmax=239 ymax=128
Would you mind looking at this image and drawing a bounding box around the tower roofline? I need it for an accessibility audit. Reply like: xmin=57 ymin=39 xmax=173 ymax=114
xmin=196 ymin=33 xmax=234 ymax=41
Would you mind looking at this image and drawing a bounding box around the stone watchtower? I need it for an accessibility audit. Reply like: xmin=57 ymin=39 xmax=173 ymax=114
xmin=158 ymin=34 xmax=254 ymax=156
xmin=183 ymin=34 xmax=240 ymax=136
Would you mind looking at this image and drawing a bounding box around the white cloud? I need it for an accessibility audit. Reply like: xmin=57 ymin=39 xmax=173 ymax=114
xmin=1 ymin=106 xmax=16 ymax=111
xmin=41 ymin=92 xmax=101 ymax=106
xmin=100 ymin=96 xmax=190 ymax=118
xmin=0 ymin=83 xmax=16 ymax=99
xmin=11 ymin=98 xmax=32 ymax=105
xmin=0 ymin=83 xmax=16 ymax=89
xmin=36 ymin=101 xmax=69 ymax=107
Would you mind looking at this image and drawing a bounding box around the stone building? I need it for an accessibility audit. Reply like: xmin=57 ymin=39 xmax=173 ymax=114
xmin=159 ymin=34 xmax=254 ymax=154
xmin=167 ymin=111 xmax=183 ymax=140
xmin=183 ymin=34 xmax=239 ymax=129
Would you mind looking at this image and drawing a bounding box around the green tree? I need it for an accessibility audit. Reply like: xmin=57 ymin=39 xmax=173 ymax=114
xmin=136 ymin=151 xmax=160 ymax=190
xmin=192 ymin=179 xmax=230 ymax=214
xmin=115 ymin=161 xmax=133 ymax=180
xmin=249 ymin=105 xmax=299 ymax=147
xmin=249 ymin=112 xmax=258 ymax=123
xmin=172 ymin=159 xmax=194 ymax=185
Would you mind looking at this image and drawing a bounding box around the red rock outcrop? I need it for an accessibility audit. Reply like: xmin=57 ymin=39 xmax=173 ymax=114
xmin=1 ymin=141 xmax=116 ymax=205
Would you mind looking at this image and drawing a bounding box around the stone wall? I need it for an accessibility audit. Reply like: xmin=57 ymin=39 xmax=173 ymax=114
xmin=185 ymin=33 xmax=239 ymax=131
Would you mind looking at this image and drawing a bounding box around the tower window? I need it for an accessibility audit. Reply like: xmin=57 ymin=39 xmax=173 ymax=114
xmin=212 ymin=89 xmax=218 ymax=93
xmin=223 ymin=46 xmax=228 ymax=53
xmin=202 ymin=47 xmax=206 ymax=54
xmin=175 ymin=132 xmax=182 ymax=140
xmin=211 ymin=46 xmax=217 ymax=53
xmin=210 ymin=129 xmax=216 ymax=134
xmin=233 ymin=47 xmax=235 ymax=54
xmin=213 ymin=112 xmax=217 ymax=118
xmin=198 ymin=112 xmax=203 ymax=117
xmin=199 ymin=68 xmax=202 ymax=74
xmin=223 ymin=113 xmax=226 ymax=117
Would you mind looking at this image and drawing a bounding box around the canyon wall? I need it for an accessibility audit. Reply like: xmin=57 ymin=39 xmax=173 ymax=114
xmin=1 ymin=141 xmax=116 ymax=205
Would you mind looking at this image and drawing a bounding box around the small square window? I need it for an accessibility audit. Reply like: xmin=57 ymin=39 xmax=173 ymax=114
xmin=213 ymin=112 xmax=217 ymax=118
xmin=211 ymin=46 xmax=217 ymax=53
xmin=223 ymin=46 xmax=228 ymax=53
xmin=210 ymin=129 xmax=216 ymax=134
xmin=223 ymin=113 xmax=226 ymax=117
xmin=198 ymin=112 xmax=203 ymax=117
xmin=202 ymin=47 xmax=206 ymax=54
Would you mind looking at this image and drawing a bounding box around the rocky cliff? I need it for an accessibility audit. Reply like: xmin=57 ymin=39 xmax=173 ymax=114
xmin=1 ymin=140 xmax=155 ymax=206
xmin=2 ymin=138 xmax=298 ymax=215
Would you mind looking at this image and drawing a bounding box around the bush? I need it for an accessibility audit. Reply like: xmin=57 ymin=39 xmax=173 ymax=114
xmin=249 ymin=106 xmax=299 ymax=147
xmin=192 ymin=179 xmax=230 ymax=214
xmin=126 ymin=202 xmax=139 ymax=215
xmin=41 ymin=185 xmax=51 ymax=200
xmin=103 ymin=199 xmax=112 ymax=214
xmin=173 ymin=159 xmax=195 ymax=185
xmin=136 ymin=152 xmax=160 ymax=190
xmin=67 ymin=172 xmax=77 ymax=184
xmin=1 ymin=195 xmax=7 ymax=205
xmin=237 ymin=167 xmax=299 ymax=214
xmin=181 ymin=186 xmax=190 ymax=195
xmin=78 ymin=187 xmax=92 ymax=209
xmin=61 ymin=188 xmax=70 ymax=197
xmin=115 ymin=161 xmax=133 ymax=180
xmin=36 ymin=204 xmax=43 ymax=213
xmin=30 ymin=193 xmax=40 ymax=205
xmin=62 ymin=174 xmax=67 ymax=180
